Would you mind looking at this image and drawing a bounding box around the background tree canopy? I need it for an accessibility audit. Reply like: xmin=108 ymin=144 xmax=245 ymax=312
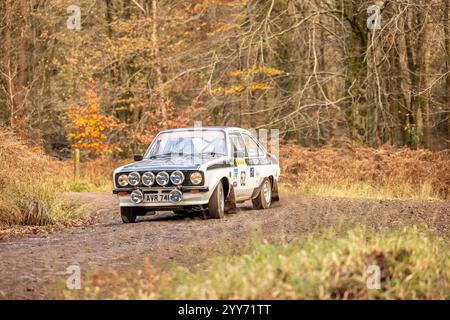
xmin=0 ymin=0 xmax=449 ymax=157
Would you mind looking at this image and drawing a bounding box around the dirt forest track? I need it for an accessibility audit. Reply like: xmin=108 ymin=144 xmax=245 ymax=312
xmin=0 ymin=192 xmax=449 ymax=299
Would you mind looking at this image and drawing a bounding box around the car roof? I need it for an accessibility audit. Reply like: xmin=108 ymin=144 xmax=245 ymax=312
xmin=159 ymin=127 xmax=251 ymax=134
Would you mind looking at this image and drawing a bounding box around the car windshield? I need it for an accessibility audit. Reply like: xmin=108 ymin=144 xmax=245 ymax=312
xmin=145 ymin=130 xmax=227 ymax=159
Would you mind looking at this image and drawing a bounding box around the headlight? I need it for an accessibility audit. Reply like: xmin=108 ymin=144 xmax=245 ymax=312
xmin=170 ymin=171 xmax=185 ymax=185
xmin=169 ymin=189 xmax=182 ymax=202
xmin=142 ymin=172 xmax=155 ymax=186
xmin=117 ymin=174 xmax=129 ymax=187
xmin=131 ymin=189 xmax=144 ymax=204
xmin=128 ymin=172 xmax=141 ymax=186
xmin=156 ymin=171 xmax=169 ymax=186
xmin=190 ymin=172 xmax=203 ymax=185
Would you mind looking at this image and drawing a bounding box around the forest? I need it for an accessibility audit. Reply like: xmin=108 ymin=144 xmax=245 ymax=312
xmin=1 ymin=0 xmax=449 ymax=158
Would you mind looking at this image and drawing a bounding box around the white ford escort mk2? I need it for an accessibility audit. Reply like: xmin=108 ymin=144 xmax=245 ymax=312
xmin=113 ymin=127 xmax=280 ymax=223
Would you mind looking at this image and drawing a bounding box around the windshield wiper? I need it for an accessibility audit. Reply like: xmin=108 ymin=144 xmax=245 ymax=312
xmin=149 ymin=152 xmax=224 ymax=159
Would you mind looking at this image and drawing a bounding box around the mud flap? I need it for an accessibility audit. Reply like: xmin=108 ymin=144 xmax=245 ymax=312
xmin=271 ymin=179 xmax=280 ymax=202
xmin=225 ymin=185 xmax=237 ymax=214
xmin=251 ymin=182 xmax=263 ymax=199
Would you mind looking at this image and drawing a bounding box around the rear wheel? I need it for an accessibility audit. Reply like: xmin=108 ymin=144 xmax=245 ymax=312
xmin=252 ymin=178 xmax=272 ymax=209
xmin=121 ymin=207 xmax=137 ymax=223
xmin=208 ymin=181 xmax=225 ymax=219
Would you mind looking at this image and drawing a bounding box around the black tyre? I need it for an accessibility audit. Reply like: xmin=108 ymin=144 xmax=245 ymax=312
xmin=121 ymin=207 xmax=137 ymax=223
xmin=208 ymin=181 xmax=225 ymax=219
xmin=252 ymin=178 xmax=272 ymax=209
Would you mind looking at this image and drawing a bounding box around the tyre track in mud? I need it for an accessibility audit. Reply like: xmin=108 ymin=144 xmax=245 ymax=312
xmin=0 ymin=192 xmax=448 ymax=299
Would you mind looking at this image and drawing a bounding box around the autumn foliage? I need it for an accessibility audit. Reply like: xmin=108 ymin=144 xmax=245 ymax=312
xmin=212 ymin=65 xmax=285 ymax=95
xmin=67 ymin=85 xmax=121 ymax=156
xmin=125 ymin=93 xmax=201 ymax=149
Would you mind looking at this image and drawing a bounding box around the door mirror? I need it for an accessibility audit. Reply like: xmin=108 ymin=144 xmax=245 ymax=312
xmin=134 ymin=155 xmax=143 ymax=162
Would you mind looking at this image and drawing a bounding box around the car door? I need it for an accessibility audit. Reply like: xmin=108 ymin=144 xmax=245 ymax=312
xmin=241 ymin=132 xmax=266 ymax=194
xmin=228 ymin=132 xmax=250 ymax=200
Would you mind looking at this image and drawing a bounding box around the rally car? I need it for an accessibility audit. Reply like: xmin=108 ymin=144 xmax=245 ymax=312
xmin=113 ymin=127 xmax=280 ymax=223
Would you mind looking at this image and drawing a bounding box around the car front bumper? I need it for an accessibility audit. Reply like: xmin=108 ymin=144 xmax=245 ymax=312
xmin=114 ymin=187 xmax=211 ymax=208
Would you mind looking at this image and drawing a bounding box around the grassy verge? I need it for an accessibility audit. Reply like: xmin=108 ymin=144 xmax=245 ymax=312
xmin=66 ymin=179 xmax=112 ymax=193
xmin=63 ymin=157 xmax=123 ymax=192
xmin=279 ymin=181 xmax=440 ymax=200
xmin=0 ymin=130 xmax=88 ymax=231
xmin=62 ymin=227 xmax=449 ymax=300
xmin=280 ymin=142 xmax=449 ymax=201
xmin=0 ymin=178 xmax=87 ymax=226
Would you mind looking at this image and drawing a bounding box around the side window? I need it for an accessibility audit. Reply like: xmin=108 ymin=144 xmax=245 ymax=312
xmin=242 ymin=134 xmax=264 ymax=158
xmin=229 ymin=133 xmax=246 ymax=158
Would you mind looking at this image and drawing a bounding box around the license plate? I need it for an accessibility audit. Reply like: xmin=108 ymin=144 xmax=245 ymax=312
xmin=144 ymin=193 xmax=170 ymax=203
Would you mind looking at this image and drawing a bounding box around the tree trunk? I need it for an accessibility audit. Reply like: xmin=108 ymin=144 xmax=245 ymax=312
xmin=445 ymin=0 xmax=450 ymax=147
xmin=391 ymin=42 xmax=410 ymax=146
xmin=420 ymin=28 xmax=431 ymax=149
xmin=16 ymin=0 xmax=29 ymax=129
xmin=152 ymin=0 xmax=167 ymax=125
xmin=4 ymin=0 xmax=15 ymax=127
xmin=404 ymin=5 xmax=430 ymax=149
xmin=342 ymin=1 xmax=368 ymax=144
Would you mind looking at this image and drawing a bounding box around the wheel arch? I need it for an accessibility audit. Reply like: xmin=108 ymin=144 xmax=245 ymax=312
xmin=209 ymin=175 xmax=231 ymax=200
xmin=267 ymin=175 xmax=274 ymax=186
xmin=220 ymin=176 xmax=230 ymax=200
xmin=251 ymin=175 xmax=279 ymax=201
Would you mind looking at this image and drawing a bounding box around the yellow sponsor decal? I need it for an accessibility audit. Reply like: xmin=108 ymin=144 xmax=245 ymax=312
xmin=235 ymin=158 xmax=247 ymax=167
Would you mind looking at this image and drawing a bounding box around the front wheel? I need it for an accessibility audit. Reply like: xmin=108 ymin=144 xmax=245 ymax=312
xmin=121 ymin=207 xmax=137 ymax=223
xmin=208 ymin=181 xmax=225 ymax=219
xmin=252 ymin=178 xmax=272 ymax=209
